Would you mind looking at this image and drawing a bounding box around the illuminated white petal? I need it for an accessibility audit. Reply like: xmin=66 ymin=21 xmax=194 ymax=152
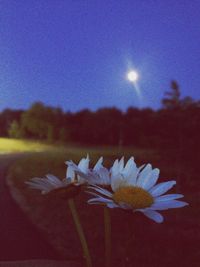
xmin=66 ymin=165 xmax=75 ymax=181
xmin=88 ymin=185 xmax=113 ymax=198
xmin=28 ymin=178 xmax=54 ymax=189
xmin=122 ymin=157 xmax=137 ymax=177
xmin=140 ymin=209 xmax=163 ymax=223
xmin=97 ymin=167 xmax=110 ymax=184
xmin=78 ymin=155 xmax=89 ymax=173
xmin=149 ymin=181 xmax=176 ymax=197
xmin=150 ymin=200 xmax=188 ymax=210
xmin=142 ymin=168 xmax=160 ymax=190
xmin=154 ymin=194 xmax=184 ymax=202
xmin=118 ymin=157 xmax=124 ymax=172
xmin=66 ymin=161 xmax=89 ymax=183
xmin=46 ymin=174 xmax=62 ymax=186
xmin=25 ymin=181 xmax=49 ymax=191
xmin=136 ymin=164 xmax=152 ymax=187
xmin=88 ymin=197 xmax=114 ymax=204
xmin=93 ymin=157 xmax=103 ymax=171
xmin=111 ymin=159 xmax=119 ymax=176
xmin=111 ymin=174 xmax=124 ymax=191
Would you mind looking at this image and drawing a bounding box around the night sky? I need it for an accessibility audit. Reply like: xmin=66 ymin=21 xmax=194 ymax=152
xmin=0 ymin=1 xmax=200 ymax=111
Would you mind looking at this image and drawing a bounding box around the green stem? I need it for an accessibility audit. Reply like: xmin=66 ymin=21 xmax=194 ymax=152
xmin=104 ymin=207 xmax=111 ymax=267
xmin=68 ymin=198 xmax=92 ymax=267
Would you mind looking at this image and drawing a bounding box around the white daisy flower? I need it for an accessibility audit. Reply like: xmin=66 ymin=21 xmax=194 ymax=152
xmin=66 ymin=155 xmax=110 ymax=185
xmin=87 ymin=158 xmax=188 ymax=223
xmin=25 ymin=174 xmax=71 ymax=194
xmin=26 ymin=155 xmax=90 ymax=195
xmin=26 ymin=155 xmax=109 ymax=196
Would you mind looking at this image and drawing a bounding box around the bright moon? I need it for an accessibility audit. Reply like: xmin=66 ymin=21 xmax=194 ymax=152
xmin=127 ymin=70 xmax=139 ymax=82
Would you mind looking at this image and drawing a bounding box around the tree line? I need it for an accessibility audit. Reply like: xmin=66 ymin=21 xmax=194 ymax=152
xmin=0 ymin=81 xmax=199 ymax=156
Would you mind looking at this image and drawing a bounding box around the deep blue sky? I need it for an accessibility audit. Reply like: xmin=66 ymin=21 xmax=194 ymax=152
xmin=0 ymin=1 xmax=200 ymax=111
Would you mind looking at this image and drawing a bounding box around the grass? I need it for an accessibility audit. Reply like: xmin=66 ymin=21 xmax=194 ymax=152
xmin=0 ymin=137 xmax=157 ymax=159
xmin=5 ymin=139 xmax=200 ymax=267
xmin=0 ymin=138 xmax=56 ymax=153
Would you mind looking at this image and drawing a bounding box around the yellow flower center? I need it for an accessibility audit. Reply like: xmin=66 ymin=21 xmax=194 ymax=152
xmin=113 ymin=186 xmax=154 ymax=209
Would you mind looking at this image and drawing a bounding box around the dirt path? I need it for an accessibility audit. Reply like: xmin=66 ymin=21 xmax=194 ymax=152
xmin=0 ymin=154 xmax=62 ymax=261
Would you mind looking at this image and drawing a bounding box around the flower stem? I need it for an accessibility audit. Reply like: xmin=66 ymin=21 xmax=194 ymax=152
xmin=104 ymin=207 xmax=111 ymax=267
xmin=68 ymin=198 xmax=92 ymax=267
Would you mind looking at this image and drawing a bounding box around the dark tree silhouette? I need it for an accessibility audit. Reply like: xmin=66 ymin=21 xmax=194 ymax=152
xmin=8 ymin=120 xmax=22 ymax=139
xmin=162 ymin=80 xmax=181 ymax=109
xmin=0 ymin=109 xmax=23 ymax=136
xmin=20 ymin=102 xmax=65 ymax=140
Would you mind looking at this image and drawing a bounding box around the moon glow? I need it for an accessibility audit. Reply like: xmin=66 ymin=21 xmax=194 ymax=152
xmin=127 ymin=70 xmax=139 ymax=82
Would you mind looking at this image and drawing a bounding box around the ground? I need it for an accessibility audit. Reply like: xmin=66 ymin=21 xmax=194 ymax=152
xmin=1 ymin=138 xmax=199 ymax=267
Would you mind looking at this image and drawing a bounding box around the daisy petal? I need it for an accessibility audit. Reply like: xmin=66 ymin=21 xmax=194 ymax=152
xmin=118 ymin=157 xmax=124 ymax=172
xmin=65 ymin=161 xmax=80 ymax=172
xmin=111 ymin=159 xmax=119 ymax=176
xmin=150 ymin=200 xmax=188 ymax=210
xmin=111 ymin=174 xmax=124 ymax=191
xmin=149 ymin=181 xmax=176 ymax=197
xmin=136 ymin=164 xmax=152 ymax=187
xmin=142 ymin=168 xmax=160 ymax=190
xmin=107 ymin=202 xmax=119 ymax=208
xmin=122 ymin=157 xmax=137 ymax=180
xmin=88 ymin=197 xmax=114 ymax=204
xmin=155 ymin=194 xmax=184 ymax=202
xmin=138 ymin=164 xmax=145 ymax=171
xmin=94 ymin=157 xmax=103 ymax=171
xmin=141 ymin=209 xmax=164 ymax=223
xmin=72 ymin=169 xmax=89 ymax=180
xmin=78 ymin=155 xmax=89 ymax=173
xmin=88 ymin=185 xmax=113 ymax=198
xmin=125 ymin=168 xmax=139 ymax=186
xmin=46 ymin=174 xmax=62 ymax=184
xmin=27 ymin=178 xmax=53 ymax=189
xmin=66 ymin=166 xmax=75 ymax=181
xmin=25 ymin=181 xmax=47 ymax=190
xmin=123 ymin=157 xmax=135 ymax=173
xmin=97 ymin=167 xmax=110 ymax=184
xmin=85 ymin=191 xmax=104 ymax=198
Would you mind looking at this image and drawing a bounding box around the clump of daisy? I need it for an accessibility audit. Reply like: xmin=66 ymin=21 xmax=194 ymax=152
xmin=26 ymin=155 xmax=108 ymax=197
xmin=86 ymin=157 xmax=188 ymax=223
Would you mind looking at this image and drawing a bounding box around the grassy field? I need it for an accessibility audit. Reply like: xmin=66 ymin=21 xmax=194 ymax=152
xmin=4 ymin=138 xmax=200 ymax=267
xmin=0 ymin=138 xmax=57 ymax=153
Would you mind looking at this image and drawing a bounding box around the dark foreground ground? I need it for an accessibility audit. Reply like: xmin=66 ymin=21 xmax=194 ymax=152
xmin=2 ymin=152 xmax=200 ymax=267
xmin=0 ymin=155 xmax=63 ymax=261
